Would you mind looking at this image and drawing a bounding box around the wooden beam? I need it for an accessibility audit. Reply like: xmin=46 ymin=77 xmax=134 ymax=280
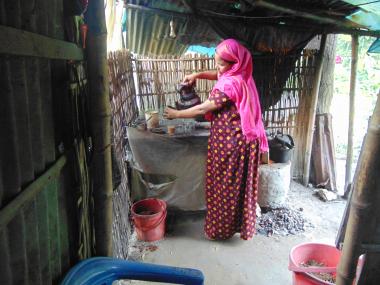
xmin=0 ymin=25 xmax=83 ymax=60
xmin=251 ymin=0 xmax=361 ymax=30
xmin=302 ymin=35 xmax=327 ymax=186
xmin=127 ymin=4 xmax=190 ymax=18
xmin=180 ymin=0 xmax=196 ymax=13
xmin=127 ymin=3 xmax=380 ymax=37
xmin=344 ymin=35 xmax=359 ymax=195
xmin=0 ymin=155 xmax=67 ymax=229
xmin=327 ymin=28 xmax=380 ymax=38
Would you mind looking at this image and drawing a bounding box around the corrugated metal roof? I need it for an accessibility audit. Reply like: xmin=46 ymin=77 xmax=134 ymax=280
xmin=125 ymin=0 xmax=220 ymax=55
xmin=127 ymin=7 xmax=188 ymax=55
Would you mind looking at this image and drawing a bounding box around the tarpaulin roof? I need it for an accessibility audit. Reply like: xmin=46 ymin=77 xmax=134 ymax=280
xmin=368 ymin=38 xmax=380 ymax=53
xmin=343 ymin=0 xmax=380 ymax=30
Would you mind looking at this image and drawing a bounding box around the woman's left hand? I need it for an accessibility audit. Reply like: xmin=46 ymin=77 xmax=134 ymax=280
xmin=164 ymin=107 xmax=178 ymax=119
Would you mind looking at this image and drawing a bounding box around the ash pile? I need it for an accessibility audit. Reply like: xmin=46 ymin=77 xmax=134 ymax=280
xmin=256 ymin=207 xmax=312 ymax=236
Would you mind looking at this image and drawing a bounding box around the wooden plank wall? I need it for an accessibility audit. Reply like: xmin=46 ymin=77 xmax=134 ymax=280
xmin=0 ymin=1 xmax=87 ymax=284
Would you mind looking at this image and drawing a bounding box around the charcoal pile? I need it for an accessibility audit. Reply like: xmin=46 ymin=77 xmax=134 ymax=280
xmin=256 ymin=207 xmax=312 ymax=236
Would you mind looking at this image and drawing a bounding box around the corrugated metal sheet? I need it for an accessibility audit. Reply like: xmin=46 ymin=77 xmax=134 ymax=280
xmin=0 ymin=0 xmax=80 ymax=283
xmin=127 ymin=7 xmax=188 ymax=55
xmin=126 ymin=1 xmax=220 ymax=55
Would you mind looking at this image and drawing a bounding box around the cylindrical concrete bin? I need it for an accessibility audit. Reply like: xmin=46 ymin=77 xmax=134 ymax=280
xmin=258 ymin=162 xmax=291 ymax=208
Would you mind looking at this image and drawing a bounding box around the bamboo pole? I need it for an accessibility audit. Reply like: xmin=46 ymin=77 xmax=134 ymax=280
xmin=344 ymin=35 xmax=358 ymax=196
xmin=86 ymin=0 xmax=113 ymax=256
xmin=336 ymin=93 xmax=380 ymax=285
xmin=302 ymin=35 xmax=327 ymax=186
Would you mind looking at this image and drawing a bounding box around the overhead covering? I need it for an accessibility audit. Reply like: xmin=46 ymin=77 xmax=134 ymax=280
xmin=123 ymin=0 xmax=380 ymax=109
xmin=125 ymin=0 xmax=380 ymax=56
xmin=343 ymin=0 xmax=380 ymax=30
xmin=368 ymin=38 xmax=380 ymax=53
xmin=126 ymin=0 xmax=220 ymax=55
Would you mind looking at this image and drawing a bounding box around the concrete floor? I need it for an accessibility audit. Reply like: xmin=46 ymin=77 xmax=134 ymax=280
xmin=125 ymin=182 xmax=346 ymax=285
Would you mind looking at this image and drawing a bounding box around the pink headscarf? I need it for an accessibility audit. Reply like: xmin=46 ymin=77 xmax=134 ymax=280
xmin=211 ymin=39 xmax=268 ymax=152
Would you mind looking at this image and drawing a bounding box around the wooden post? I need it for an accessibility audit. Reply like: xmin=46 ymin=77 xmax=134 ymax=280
xmin=302 ymin=35 xmax=327 ymax=186
xmin=86 ymin=0 xmax=113 ymax=256
xmin=336 ymin=94 xmax=380 ymax=285
xmin=344 ymin=35 xmax=358 ymax=195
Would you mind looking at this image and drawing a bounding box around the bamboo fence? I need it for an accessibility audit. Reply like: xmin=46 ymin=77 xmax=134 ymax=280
xmin=256 ymin=51 xmax=317 ymax=137
xmin=108 ymin=50 xmax=137 ymax=258
xmin=133 ymin=53 xmax=216 ymax=112
xmin=68 ymin=62 xmax=93 ymax=259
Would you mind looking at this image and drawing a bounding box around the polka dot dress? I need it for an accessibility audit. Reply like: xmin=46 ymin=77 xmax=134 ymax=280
xmin=204 ymin=91 xmax=260 ymax=240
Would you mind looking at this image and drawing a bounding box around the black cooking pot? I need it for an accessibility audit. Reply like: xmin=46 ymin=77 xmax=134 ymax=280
xmin=175 ymin=83 xmax=201 ymax=110
xmin=268 ymin=134 xmax=295 ymax=163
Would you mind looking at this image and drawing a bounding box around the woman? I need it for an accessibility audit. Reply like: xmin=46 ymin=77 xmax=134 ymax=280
xmin=164 ymin=39 xmax=268 ymax=240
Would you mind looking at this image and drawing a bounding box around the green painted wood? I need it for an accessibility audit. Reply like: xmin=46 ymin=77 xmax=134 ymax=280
xmin=57 ymin=174 xmax=71 ymax=274
xmin=0 ymin=230 xmax=12 ymax=284
xmin=0 ymin=25 xmax=83 ymax=60
xmin=25 ymin=200 xmax=43 ymax=284
xmin=8 ymin=215 xmax=28 ymax=284
xmin=36 ymin=189 xmax=52 ymax=285
xmin=47 ymin=180 xmax=62 ymax=283
xmin=0 ymin=155 xmax=67 ymax=230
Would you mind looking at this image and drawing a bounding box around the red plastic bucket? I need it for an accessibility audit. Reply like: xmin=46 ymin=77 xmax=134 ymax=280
xmin=289 ymin=243 xmax=340 ymax=285
xmin=131 ymin=198 xmax=167 ymax=242
xmin=289 ymin=243 xmax=364 ymax=285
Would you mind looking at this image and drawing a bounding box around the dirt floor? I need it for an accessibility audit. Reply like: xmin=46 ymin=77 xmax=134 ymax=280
xmin=123 ymin=181 xmax=347 ymax=285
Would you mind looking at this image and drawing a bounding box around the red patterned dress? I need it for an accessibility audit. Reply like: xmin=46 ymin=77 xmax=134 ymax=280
xmin=204 ymin=91 xmax=260 ymax=240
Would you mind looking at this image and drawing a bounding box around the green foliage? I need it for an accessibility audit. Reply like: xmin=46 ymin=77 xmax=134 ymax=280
xmin=333 ymin=35 xmax=380 ymax=161
xmin=335 ymin=35 xmax=380 ymax=97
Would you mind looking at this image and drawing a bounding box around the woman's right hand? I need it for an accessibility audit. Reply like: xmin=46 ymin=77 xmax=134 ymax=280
xmin=182 ymin=73 xmax=198 ymax=85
